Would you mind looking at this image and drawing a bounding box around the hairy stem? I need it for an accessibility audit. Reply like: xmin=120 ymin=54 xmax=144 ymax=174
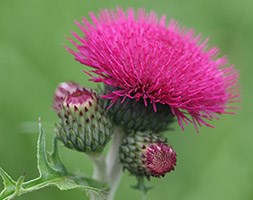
xmin=105 ymin=127 xmax=123 ymax=200
xmin=89 ymin=154 xmax=107 ymax=200
xmin=89 ymin=127 xmax=123 ymax=200
xmin=90 ymin=154 xmax=106 ymax=182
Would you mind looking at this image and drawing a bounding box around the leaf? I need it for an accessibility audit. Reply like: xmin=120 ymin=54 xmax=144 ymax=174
xmin=0 ymin=119 xmax=107 ymax=200
xmin=37 ymin=119 xmax=63 ymax=178
xmin=48 ymin=137 xmax=67 ymax=174
xmin=0 ymin=167 xmax=16 ymax=199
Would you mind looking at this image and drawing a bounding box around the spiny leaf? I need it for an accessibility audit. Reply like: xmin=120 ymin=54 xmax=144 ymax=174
xmin=11 ymin=175 xmax=25 ymax=199
xmin=0 ymin=168 xmax=15 ymax=188
xmin=0 ymin=168 xmax=16 ymax=199
xmin=0 ymin=119 xmax=107 ymax=200
xmin=37 ymin=118 xmax=60 ymax=178
xmin=47 ymin=137 xmax=67 ymax=175
xmin=0 ymin=171 xmax=26 ymax=200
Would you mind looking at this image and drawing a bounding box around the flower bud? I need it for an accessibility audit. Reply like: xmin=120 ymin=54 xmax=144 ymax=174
xmin=53 ymin=82 xmax=82 ymax=112
xmin=103 ymin=86 xmax=174 ymax=133
xmin=119 ymin=131 xmax=177 ymax=179
xmin=54 ymin=82 xmax=113 ymax=155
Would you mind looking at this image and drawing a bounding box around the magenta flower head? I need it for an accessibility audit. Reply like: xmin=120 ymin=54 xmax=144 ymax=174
xmin=145 ymin=142 xmax=176 ymax=177
xmin=67 ymin=8 xmax=239 ymax=131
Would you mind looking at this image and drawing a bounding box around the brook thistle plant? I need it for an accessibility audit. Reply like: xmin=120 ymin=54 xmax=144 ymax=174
xmin=0 ymin=7 xmax=239 ymax=200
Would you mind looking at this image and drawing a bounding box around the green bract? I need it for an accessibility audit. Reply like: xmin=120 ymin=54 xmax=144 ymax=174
xmin=104 ymin=86 xmax=174 ymax=132
xmin=119 ymin=131 xmax=168 ymax=179
xmin=55 ymin=89 xmax=113 ymax=155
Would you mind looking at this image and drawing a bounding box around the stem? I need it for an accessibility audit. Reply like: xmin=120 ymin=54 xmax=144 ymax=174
xmin=89 ymin=154 xmax=106 ymax=200
xmin=90 ymin=154 xmax=106 ymax=182
xmin=89 ymin=127 xmax=123 ymax=200
xmin=142 ymin=193 xmax=147 ymax=200
xmin=105 ymin=127 xmax=123 ymax=200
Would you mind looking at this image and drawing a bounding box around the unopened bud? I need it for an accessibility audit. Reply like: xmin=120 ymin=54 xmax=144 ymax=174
xmin=54 ymin=82 xmax=113 ymax=155
xmin=53 ymin=82 xmax=82 ymax=112
xmin=119 ymin=131 xmax=177 ymax=179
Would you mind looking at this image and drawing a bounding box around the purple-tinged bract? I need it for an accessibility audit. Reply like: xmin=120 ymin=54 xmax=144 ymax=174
xmin=53 ymin=82 xmax=82 ymax=112
xmin=67 ymin=8 xmax=239 ymax=131
xmin=64 ymin=89 xmax=95 ymax=110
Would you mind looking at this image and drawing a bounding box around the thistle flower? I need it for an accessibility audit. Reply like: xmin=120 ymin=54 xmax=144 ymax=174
xmin=67 ymin=8 xmax=239 ymax=131
xmin=53 ymin=82 xmax=113 ymax=154
xmin=119 ymin=131 xmax=177 ymax=178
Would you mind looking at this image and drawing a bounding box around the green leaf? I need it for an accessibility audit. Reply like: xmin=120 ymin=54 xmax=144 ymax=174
xmin=0 ymin=167 xmax=16 ymax=199
xmin=37 ymin=119 xmax=63 ymax=179
xmin=0 ymin=119 xmax=107 ymax=200
xmin=48 ymin=137 xmax=67 ymax=174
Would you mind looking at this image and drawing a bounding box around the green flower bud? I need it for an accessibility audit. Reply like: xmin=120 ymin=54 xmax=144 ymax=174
xmin=54 ymin=82 xmax=113 ymax=155
xmin=119 ymin=131 xmax=177 ymax=179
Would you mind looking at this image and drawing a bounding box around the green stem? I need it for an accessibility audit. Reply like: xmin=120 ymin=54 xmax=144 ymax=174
xmin=89 ymin=154 xmax=107 ymax=200
xmin=90 ymin=155 xmax=106 ymax=182
xmin=105 ymin=127 xmax=123 ymax=200
xmin=142 ymin=193 xmax=147 ymax=200
xmin=89 ymin=127 xmax=123 ymax=200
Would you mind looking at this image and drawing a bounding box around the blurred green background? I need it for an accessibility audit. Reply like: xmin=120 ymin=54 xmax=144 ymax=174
xmin=0 ymin=0 xmax=252 ymax=199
